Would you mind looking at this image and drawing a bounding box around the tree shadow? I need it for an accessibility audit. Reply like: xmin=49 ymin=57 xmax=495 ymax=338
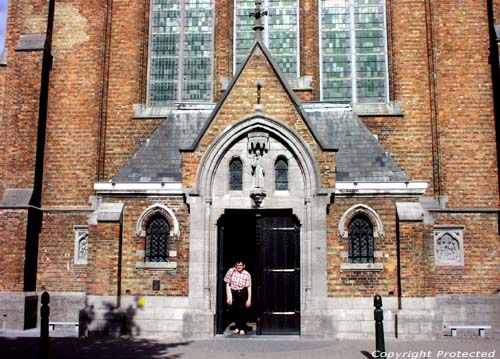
xmin=0 ymin=336 xmax=192 ymax=359
xmin=361 ymin=350 xmax=374 ymax=359
xmin=99 ymin=301 xmax=141 ymax=338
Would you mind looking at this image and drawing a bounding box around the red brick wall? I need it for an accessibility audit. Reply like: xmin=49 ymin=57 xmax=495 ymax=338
xmin=0 ymin=209 xmax=28 ymax=291
xmin=118 ymin=197 xmax=189 ymax=296
xmin=398 ymin=221 xmax=436 ymax=298
xmin=363 ymin=0 xmax=435 ymax=194
xmin=86 ymin=220 xmax=121 ymax=296
xmin=433 ymin=212 xmax=500 ymax=294
xmin=365 ymin=0 xmax=499 ymax=209
xmin=100 ymin=1 xmax=162 ymax=181
xmin=326 ymin=198 xmax=402 ymax=297
xmin=299 ymin=0 xmax=320 ymax=101
xmin=36 ymin=212 xmax=89 ymax=292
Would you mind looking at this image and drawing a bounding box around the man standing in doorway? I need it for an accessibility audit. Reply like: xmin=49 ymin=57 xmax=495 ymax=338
xmin=224 ymin=260 xmax=252 ymax=335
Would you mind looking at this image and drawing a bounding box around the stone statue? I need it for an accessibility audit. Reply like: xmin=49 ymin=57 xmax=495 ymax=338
xmin=251 ymin=150 xmax=265 ymax=189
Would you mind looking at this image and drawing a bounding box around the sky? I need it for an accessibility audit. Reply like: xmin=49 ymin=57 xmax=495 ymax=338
xmin=0 ymin=0 xmax=7 ymax=54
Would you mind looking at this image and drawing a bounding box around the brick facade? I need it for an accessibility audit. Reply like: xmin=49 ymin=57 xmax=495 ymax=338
xmin=0 ymin=0 xmax=499 ymax=337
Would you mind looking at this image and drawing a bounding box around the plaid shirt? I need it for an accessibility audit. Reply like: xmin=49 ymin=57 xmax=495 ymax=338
xmin=224 ymin=268 xmax=251 ymax=290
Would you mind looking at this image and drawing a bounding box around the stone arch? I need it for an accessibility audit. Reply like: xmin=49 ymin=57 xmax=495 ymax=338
xmin=338 ymin=204 xmax=385 ymax=239
xmin=195 ymin=114 xmax=321 ymax=197
xmin=135 ymin=204 xmax=180 ymax=238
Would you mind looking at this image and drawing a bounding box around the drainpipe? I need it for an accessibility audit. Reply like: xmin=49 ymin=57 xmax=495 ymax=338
xmin=96 ymin=0 xmax=113 ymax=181
xmin=424 ymin=0 xmax=442 ymax=197
xmin=23 ymin=0 xmax=56 ymax=292
xmin=486 ymin=0 xmax=500 ymax=230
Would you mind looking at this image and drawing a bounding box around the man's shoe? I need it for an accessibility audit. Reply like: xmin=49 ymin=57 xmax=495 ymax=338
xmin=239 ymin=330 xmax=246 ymax=336
xmin=233 ymin=328 xmax=240 ymax=334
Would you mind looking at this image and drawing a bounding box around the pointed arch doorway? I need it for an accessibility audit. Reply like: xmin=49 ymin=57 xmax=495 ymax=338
xmin=216 ymin=209 xmax=301 ymax=335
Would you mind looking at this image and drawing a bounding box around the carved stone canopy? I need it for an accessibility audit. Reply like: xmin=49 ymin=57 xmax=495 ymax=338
xmin=247 ymin=132 xmax=269 ymax=155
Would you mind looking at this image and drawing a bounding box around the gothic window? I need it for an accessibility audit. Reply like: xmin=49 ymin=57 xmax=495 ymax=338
xmin=229 ymin=157 xmax=243 ymax=190
xmin=146 ymin=214 xmax=170 ymax=262
xmin=234 ymin=0 xmax=299 ymax=78
xmin=320 ymin=0 xmax=388 ymax=103
xmin=275 ymin=156 xmax=288 ymax=190
xmin=74 ymin=226 xmax=88 ymax=265
xmin=148 ymin=0 xmax=214 ymax=105
xmin=348 ymin=214 xmax=374 ymax=263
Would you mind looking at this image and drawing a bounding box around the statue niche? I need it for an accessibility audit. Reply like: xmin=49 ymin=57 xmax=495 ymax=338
xmin=248 ymin=132 xmax=269 ymax=207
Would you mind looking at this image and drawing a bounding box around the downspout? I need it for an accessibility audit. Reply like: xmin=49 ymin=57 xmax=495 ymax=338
xmin=424 ymin=0 xmax=442 ymax=197
xmin=96 ymin=0 xmax=113 ymax=181
xmin=486 ymin=0 xmax=500 ymax=232
xmin=23 ymin=0 xmax=56 ymax=291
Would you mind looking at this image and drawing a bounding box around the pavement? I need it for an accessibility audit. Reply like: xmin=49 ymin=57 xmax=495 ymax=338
xmin=0 ymin=328 xmax=498 ymax=359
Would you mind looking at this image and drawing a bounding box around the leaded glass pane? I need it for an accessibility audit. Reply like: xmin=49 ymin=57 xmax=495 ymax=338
xmin=321 ymin=0 xmax=387 ymax=103
xmin=235 ymin=0 xmax=299 ymax=77
xmin=229 ymin=158 xmax=243 ymax=190
xmin=146 ymin=214 xmax=170 ymax=262
xmin=275 ymin=157 xmax=288 ymax=190
xmin=348 ymin=215 xmax=374 ymax=263
xmin=148 ymin=0 xmax=213 ymax=105
xmin=354 ymin=2 xmax=386 ymax=102
xmin=182 ymin=1 xmax=213 ymax=101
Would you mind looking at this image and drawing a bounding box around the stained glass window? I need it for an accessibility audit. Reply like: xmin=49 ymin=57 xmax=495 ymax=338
xmin=146 ymin=214 xmax=170 ymax=262
xmin=320 ymin=0 xmax=388 ymax=103
xmin=0 ymin=0 xmax=7 ymax=57
xmin=229 ymin=158 xmax=243 ymax=190
xmin=275 ymin=156 xmax=288 ymax=190
xmin=234 ymin=0 xmax=299 ymax=79
xmin=148 ymin=0 xmax=213 ymax=105
xmin=348 ymin=214 xmax=374 ymax=263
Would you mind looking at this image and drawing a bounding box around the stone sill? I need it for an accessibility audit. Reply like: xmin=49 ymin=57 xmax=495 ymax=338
xmin=340 ymin=263 xmax=383 ymax=272
xmin=132 ymin=103 xmax=215 ymax=119
xmin=353 ymin=101 xmax=403 ymax=117
xmin=136 ymin=262 xmax=177 ymax=271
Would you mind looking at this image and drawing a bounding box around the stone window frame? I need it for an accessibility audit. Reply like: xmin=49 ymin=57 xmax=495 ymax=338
xmin=338 ymin=204 xmax=384 ymax=272
xmin=73 ymin=225 xmax=88 ymax=266
xmin=433 ymin=225 xmax=465 ymax=267
xmin=135 ymin=204 xmax=180 ymax=270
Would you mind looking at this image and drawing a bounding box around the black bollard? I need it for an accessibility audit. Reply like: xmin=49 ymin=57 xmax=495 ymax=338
xmin=40 ymin=291 xmax=50 ymax=359
xmin=374 ymin=294 xmax=385 ymax=358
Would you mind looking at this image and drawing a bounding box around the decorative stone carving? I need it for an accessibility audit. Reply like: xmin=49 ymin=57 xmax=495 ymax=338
xmin=250 ymin=189 xmax=267 ymax=208
xmin=434 ymin=228 xmax=464 ymax=266
xmin=74 ymin=226 xmax=88 ymax=265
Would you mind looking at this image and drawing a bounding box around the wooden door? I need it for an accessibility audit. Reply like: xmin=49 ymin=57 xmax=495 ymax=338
xmin=257 ymin=211 xmax=300 ymax=335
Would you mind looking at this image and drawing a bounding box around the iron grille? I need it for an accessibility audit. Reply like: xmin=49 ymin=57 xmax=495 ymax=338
xmin=229 ymin=158 xmax=243 ymax=190
xmin=146 ymin=214 xmax=170 ymax=262
xmin=348 ymin=215 xmax=374 ymax=263
xmin=275 ymin=157 xmax=288 ymax=190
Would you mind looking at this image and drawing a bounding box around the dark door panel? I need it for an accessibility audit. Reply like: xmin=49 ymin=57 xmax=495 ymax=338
xmin=258 ymin=212 xmax=300 ymax=335
xmin=217 ymin=209 xmax=300 ymax=335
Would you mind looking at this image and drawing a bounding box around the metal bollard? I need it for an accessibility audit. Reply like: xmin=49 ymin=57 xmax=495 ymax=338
xmin=40 ymin=291 xmax=50 ymax=359
xmin=374 ymin=294 xmax=386 ymax=358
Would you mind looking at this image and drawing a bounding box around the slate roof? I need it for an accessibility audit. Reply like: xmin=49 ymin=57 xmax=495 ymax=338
xmin=113 ymin=107 xmax=409 ymax=183
xmin=113 ymin=110 xmax=210 ymax=183
xmin=306 ymin=108 xmax=409 ymax=182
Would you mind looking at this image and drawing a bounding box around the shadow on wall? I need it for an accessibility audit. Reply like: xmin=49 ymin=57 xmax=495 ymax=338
xmin=101 ymin=301 xmax=141 ymax=338
xmin=79 ymin=297 xmax=142 ymax=338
